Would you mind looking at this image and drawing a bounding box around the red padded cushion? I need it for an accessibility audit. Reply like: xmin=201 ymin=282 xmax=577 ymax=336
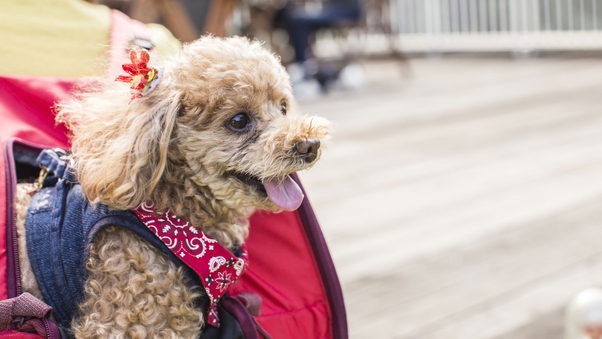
xmin=231 ymin=211 xmax=331 ymax=338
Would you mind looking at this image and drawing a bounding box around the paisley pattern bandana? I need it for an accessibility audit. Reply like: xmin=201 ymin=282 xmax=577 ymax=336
xmin=133 ymin=202 xmax=249 ymax=327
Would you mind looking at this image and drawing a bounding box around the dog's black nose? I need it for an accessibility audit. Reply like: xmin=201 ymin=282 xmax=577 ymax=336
xmin=296 ymin=139 xmax=320 ymax=163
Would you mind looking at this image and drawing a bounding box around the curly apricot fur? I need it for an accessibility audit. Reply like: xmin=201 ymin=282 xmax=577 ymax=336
xmin=73 ymin=227 xmax=203 ymax=339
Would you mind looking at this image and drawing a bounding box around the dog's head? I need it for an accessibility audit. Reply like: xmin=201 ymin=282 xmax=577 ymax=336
xmin=58 ymin=36 xmax=331 ymax=223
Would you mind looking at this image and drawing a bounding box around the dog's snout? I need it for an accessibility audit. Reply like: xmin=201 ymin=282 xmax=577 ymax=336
xmin=295 ymin=139 xmax=320 ymax=163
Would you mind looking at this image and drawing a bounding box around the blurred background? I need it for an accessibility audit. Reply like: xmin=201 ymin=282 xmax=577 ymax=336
xmin=5 ymin=0 xmax=602 ymax=338
xmin=95 ymin=0 xmax=602 ymax=338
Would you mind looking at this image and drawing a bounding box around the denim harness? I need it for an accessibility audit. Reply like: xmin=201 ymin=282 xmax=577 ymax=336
xmin=25 ymin=149 xmax=200 ymax=330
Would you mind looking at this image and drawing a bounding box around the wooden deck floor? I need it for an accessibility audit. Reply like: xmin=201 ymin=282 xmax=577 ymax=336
xmin=296 ymin=58 xmax=602 ymax=339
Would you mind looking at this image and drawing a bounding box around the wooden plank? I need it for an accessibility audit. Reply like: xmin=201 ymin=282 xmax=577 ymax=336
xmin=345 ymin=201 xmax=602 ymax=338
xmin=303 ymin=95 xmax=602 ymax=207
xmin=302 ymin=97 xmax=602 ymax=281
xmin=495 ymin=308 xmax=564 ymax=339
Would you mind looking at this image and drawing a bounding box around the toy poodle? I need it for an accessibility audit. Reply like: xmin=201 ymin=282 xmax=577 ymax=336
xmin=14 ymin=35 xmax=331 ymax=338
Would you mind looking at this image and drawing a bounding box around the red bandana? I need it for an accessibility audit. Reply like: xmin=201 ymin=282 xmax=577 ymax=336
xmin=133 ymin=202 xmax=249 ymax=327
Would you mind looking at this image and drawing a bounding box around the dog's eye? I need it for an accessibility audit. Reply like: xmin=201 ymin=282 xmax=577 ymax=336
xmin=227 ymin=113 xmax=250 ymax=131
xmin=280 ymin=102 xmax=287 ymax=115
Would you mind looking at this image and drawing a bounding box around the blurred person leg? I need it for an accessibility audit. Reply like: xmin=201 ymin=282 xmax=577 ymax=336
xmin=273 ymin=0 xmax=362 ymax=98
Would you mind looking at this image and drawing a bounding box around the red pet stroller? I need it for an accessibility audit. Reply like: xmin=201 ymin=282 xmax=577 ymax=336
xmin=0 ymin=10 xmax=346 ymax=339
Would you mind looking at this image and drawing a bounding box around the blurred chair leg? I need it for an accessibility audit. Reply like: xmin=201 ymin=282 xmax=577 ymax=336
xmin=129 ymin=0 xmax=199 ymax=42
xmin=129 ymin=0 xmax=159 ymax=24
xmin=155 ymin=0 xmax=199 ymax=42
xmin=372 ymin=0 xmax=410 ymax=76
xmin=204 ymin=0 xmax=238 ymax=37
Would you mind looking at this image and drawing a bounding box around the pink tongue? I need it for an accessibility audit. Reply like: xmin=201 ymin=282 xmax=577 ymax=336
xmin=262 ymin=176 xmax=304 ymax=211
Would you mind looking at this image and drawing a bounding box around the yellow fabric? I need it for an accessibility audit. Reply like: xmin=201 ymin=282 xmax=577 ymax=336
xmin=146 ymin=23 xmax=183 ymax=60
xmin=0 ymin=0 xmax=182 ymax=77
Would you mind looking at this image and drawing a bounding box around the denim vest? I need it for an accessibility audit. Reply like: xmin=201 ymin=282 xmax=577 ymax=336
xmin=25 ymin=149 xmax=200 ymax=330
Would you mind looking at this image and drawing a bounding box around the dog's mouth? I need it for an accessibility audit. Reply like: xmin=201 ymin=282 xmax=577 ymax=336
xmin=227 ymin=172 xmax=304 ymax=211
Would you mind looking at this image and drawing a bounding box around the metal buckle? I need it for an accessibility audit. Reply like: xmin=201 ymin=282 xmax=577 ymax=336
xmin=36 ymin=166 xmax=49 ymax=189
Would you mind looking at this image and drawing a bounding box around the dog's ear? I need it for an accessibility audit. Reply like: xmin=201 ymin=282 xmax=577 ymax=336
xmin=57 ymin=82 xmax=181 ymax=210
